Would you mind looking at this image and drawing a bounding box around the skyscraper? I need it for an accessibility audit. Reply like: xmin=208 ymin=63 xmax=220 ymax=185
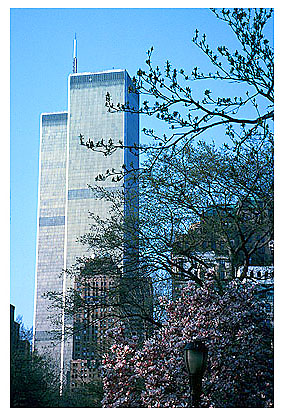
xmin=33 ymin=51 xmax=139 ymax=386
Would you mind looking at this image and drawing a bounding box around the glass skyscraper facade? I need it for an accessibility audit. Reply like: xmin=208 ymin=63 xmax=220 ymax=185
xmin=33 ymin=69 xmax=139 ymax=383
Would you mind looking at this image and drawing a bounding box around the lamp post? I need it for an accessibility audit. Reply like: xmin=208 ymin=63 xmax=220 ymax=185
xmin=184 ymin=340 xmax=208 ymax=407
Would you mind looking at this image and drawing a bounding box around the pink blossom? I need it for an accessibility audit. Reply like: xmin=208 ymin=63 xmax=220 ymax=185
xmin=101 ymin=277 xmax=273 ymax=408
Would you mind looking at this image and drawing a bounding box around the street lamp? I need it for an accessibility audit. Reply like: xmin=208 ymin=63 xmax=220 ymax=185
xmin=184 ymin=340 xmax=208 ymax=407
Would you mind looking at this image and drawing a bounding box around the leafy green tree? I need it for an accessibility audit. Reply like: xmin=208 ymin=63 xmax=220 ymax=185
xmin=60 ymin=379 xmax=104 ymax=408
xmin=47 ymin=137 xmax=273 ymax=342
xmin=10 ymin=319 xmax=61 ymax=408
xmin=141 ymin=139 xmax=273 ymax=282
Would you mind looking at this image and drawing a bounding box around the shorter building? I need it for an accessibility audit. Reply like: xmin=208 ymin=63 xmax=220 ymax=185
xmin=237 ymin=266 xmax=274 ymax=319
xmin=10 ymin=304 xmax=20 ymax=354
xmin=172 ymin=250 xmax=231 ymax=298
xmin=171 ymin=198 xmax=273 ymax=297
xmin=10 ymin=304 xmax=31 ymax=358
xmin=236 ymin=265 xmax=274 ymax=280
xmin=70 ymin=258 xmax=119 ymax=390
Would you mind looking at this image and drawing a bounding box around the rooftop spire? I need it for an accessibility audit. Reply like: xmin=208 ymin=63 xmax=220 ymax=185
xmin=73 ymin=34 xmax=77 ymax=73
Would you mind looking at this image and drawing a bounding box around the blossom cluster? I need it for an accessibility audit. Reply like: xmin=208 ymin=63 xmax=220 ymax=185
xmin=101 ymin=276 xmax=273 ymax=407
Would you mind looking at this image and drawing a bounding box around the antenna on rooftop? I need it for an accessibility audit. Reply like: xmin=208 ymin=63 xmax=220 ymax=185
xmin=73 ymin=34 xmax=77 ymax=73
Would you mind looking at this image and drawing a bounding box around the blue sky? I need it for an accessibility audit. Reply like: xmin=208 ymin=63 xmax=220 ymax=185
xmin=10 ymin=6 xmax=274 ymax=328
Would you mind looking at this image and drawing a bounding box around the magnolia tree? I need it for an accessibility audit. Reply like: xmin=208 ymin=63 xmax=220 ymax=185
xmin=101 ymin=276 xmax=273 ymax=408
